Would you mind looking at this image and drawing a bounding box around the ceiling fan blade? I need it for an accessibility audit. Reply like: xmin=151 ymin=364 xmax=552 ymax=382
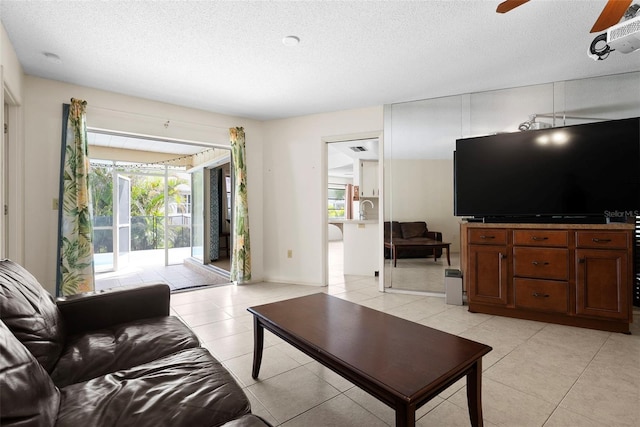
xmin=496 ymin=0 xmax=530 ymax=13
xmin=590 ymin=0 xmax=632 ymax=32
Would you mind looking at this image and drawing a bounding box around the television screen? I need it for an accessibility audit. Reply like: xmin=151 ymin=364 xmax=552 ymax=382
xmin=454 ymin=117 xmax=640 ymax=221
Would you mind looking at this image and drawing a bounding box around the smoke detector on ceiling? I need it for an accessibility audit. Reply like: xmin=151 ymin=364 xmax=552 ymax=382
xmin=349 ymin=146 xmax=367 ymax=152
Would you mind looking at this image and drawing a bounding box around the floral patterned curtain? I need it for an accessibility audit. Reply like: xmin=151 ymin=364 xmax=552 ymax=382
xmin=229 ymin=127 xmax=251 ymax=283
xmin=56 ymin=99 xmax=95 ymax=296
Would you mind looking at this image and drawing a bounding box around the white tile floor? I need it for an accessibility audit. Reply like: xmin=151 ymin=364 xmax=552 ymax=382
xmin=166 ymin=272 xmax=640 ymax=427
xmin=97 ymin=243 xmax=640 ymax=426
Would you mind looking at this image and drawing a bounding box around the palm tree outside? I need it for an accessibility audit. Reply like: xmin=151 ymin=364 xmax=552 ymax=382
xmin=90 ymin=163 xmax=191 ymax=271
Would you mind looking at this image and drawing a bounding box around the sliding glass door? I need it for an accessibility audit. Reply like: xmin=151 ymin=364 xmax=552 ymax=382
xmin=190 ymin=169 xmax=204 ymax=262
xmin=91 ymin=161 xmax=193 ymax=270
xmin=116 ymin=175 xmax=131 ymax=269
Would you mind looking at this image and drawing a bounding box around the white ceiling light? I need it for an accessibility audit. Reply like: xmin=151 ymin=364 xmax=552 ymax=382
xmin=282 ymin=35 xmax=300 ymax=46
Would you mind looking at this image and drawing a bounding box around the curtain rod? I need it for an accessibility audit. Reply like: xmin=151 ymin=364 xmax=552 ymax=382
xmin=87 ymin=127 xmax=225 ymax=149
xmin=86 ymin=105 xmax=231 ymax=131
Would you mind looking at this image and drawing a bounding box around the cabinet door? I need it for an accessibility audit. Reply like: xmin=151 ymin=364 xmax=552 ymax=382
xmin=576 ymin=249 xmax=629 ymax=320
xmin=468 ymin=245 xmax=509 ymax=306
xmin=360 ymin=161 xmax=378 ymax=197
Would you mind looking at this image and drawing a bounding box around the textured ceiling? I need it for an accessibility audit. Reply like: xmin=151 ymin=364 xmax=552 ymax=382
xmin=2 ymin=1 xmax=639 ymax=122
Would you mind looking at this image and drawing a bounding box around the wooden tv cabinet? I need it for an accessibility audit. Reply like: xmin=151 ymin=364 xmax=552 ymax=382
xmin=461 ymin=222 xmax=634 ymax=333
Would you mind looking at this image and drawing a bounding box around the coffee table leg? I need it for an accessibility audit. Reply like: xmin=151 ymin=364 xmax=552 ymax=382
xmin=395 ymin=403 xmax=415 ymax=427
xmin=251 ymin=316 xmax=264 ymax=379
xmin=393 ymin=245 xmax=397 ymax=267
xmin=466 ymin=359 xmax=484 ymax=427
xmin=446 ymin=245 xmax=451 ymax=266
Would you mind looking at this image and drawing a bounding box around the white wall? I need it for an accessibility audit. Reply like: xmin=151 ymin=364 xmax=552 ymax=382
xmin=17 ymin=72 xmax=383 ymax=292
xmin=387 ymin=159 xmax=457 ymax=248
xmin=23 ymin=76 xmax=264 ymax=293
xmin=262 ymin=107 xmax=383 ymax=285
xmin=1 ymin=23 xmax=23 ymax=102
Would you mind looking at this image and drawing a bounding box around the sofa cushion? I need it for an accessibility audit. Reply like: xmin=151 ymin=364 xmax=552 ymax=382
xmin=0 ymin=321 xmax=60 ymax=427
xmin=400 ymin=221 xmax=428 ymax=239
xmin=0 ymin=259 xmax=65 ymax=373
xmin=57 ymin=347 xmax=253 ymax=427
xmin=51 ymin=315 xmax=201 ymax=387
xmin=384 ymin=221 xmax=403 ymax=240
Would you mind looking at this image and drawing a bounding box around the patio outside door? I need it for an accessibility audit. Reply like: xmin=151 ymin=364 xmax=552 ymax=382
xmin=93 ymin=169 xmax=130 ymax=273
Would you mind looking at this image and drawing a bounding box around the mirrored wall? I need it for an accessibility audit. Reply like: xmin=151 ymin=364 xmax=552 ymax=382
xmin=383 ymin=71 xmax=640 ymax=293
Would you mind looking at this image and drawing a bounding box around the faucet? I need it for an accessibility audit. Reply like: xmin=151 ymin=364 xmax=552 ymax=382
xmin=359 ymin=199 xmax=375 ymax=220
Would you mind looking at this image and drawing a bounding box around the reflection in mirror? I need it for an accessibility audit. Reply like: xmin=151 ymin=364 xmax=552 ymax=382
xmin=384 ymin=96 xmax=466 ymax=294
xmin=383 ymin=71 xmax=640 ymax=295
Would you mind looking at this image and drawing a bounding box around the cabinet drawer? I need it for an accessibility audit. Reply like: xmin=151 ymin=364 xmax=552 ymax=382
xmin=513 ymin=230 xmax=568 ymax=247
xmin=514 ymin=278 xmax=568 ymax=313
xmin=468 ymin=229 xmax=507 ymax=245
xmin=576 ymin=231 xmax=629 ymax=249
xmin=513 ymin=247 xmax=569 ymax=280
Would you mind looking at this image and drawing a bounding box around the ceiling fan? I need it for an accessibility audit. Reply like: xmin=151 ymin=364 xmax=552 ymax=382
xmin=497 ymin=0 xmax=632 ymax=32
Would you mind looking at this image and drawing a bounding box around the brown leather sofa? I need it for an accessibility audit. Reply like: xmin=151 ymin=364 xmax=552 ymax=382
xmin=0 ymin=259 xmax=271 ymax=427
xmin=384 ymin=221 xmax=443 ymax=260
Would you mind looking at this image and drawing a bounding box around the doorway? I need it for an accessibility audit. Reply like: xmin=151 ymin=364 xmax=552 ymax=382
xmin=207 ymin=161 xmax=232 ymax=273
xmin=189 ymin=155 xmax=232 ymax=277
xmin=325 ymin=133 xmax=384 ymax=289
xmin=90 ymin=160 xmax=193 ymax=272
xmin=88 ymin=130 xmax=226 ymax=274
xmin=1 ymin=101 xmax=8 ymax=258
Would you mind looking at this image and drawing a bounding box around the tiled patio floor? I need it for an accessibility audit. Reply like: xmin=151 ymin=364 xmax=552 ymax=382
xmin=95 ymin=248 xmax=230 ymax=292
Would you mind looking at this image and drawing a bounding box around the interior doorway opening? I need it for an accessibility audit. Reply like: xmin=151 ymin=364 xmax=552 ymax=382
xmin=325 ymin=134 xmax=383 ymax=289
xmin=190 ymin=156 xmax=233 ymax=278
xmin=205 ymin=160 xmax=233 ymax=274
xmin=2 ymin=101 xmax=8 ymax=259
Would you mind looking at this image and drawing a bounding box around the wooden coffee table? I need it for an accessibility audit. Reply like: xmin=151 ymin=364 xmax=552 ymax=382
xmin=248 ymin=293 xmax=492 ymax=426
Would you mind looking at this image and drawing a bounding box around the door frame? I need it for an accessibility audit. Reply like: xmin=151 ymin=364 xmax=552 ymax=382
xmin=115 ymin=174 xmax=131 ymax=270
xmin=187 ymin=151 xmax=232 ymax=269
xmin=1 ymin=85 xmax=24 ymax=263
xmin=322 ymin=131 xmax=384 ymax=292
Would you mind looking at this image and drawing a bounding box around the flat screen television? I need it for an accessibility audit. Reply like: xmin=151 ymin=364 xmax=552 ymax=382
xmin=454 ymin=117 xmax=640 ymax=223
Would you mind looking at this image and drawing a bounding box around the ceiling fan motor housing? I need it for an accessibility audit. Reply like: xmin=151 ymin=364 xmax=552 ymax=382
xmin=607 ymin=15 xmax=640 ymax=53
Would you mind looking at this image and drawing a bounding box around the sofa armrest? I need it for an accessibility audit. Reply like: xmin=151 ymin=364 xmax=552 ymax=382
xmin=56 ymin=283 xmax=171 ymax=335
xmin=426 ymin=231 xmax=442 ymax=241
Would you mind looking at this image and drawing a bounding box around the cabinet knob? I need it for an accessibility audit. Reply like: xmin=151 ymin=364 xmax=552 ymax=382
xmin=532 ymin=292 xmax=550 ymax=298
xmin=480 ymin=235 xmax=495 ymax=240
xmin=531 ymin=236 xmax=548 ymax=241
xmin=499 ymin=253 xmax=507 ymax=259
xmin=592 ymin=238 xmax=611 ymax=243
xmin=531 ymin=261 xmax=549 ymax=266
xmin=578 ymin=258 xmax=586 ymax=264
